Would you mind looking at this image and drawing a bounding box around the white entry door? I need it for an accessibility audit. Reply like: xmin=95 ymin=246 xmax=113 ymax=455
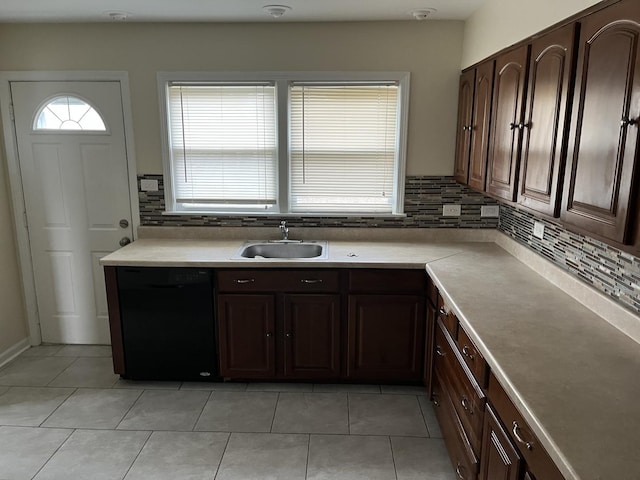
xmin=11 ymin=81 xmax=134 ymax=344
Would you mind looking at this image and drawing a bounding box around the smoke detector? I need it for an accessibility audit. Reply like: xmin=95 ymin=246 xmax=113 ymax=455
xmin=411 ymin=8 xmax=437 ymax=20
xmin=263 ymin=5 xmax=292 ymax=18
xmin=105 ymin=11 xmax=130 ymax=22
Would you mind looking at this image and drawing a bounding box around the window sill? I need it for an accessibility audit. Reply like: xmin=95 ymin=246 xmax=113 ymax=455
xmin=162 ymin=210 xmax=407 ymax=219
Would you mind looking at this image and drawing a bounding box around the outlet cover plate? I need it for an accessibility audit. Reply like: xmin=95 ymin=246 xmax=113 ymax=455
xmin=481 ymin=205 xmax=500 ymax=217
xmin=533 ymin=221 xmax=545 ymax=240
xmin=443 ymin=204 xmax=461 ymax=217
xmin=140 ymin=179 xmax=159 ymax=192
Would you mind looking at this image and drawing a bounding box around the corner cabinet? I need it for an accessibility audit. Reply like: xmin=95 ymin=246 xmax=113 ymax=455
xmin=486 ymin=45 xmax=530 ymax=201
xmin=562 ymin=0 xmax=640 ymax=244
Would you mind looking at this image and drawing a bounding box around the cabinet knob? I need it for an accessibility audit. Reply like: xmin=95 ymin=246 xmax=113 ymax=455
xmin=438 ymin=307 xmax=447 ymax=316
xmin=455 ymin=463 xmax=466 ymax=479
xmin=285 ymin=332 xmax=292 ymax=338
xmin=266 ymin=332 xmax=273 ymax=337
xmin=119 ymin=237 xmax=131 ymax=247
xmin=621 ymin=117 xmax=638 ymax=127
xmin=509 ymin=122 xmax=518 ymax=130
xmin=435 ymin=346 xmax=446 ymax=357
xmin=512 ymin=421 xmax=534 ymax=450
xmin=432 ymin=395 xmax=440 ymax=407
xmin=461 ymin=396 xmax=473 ymax=415
xmin=462 ymin=345 xmax=475 ymax=361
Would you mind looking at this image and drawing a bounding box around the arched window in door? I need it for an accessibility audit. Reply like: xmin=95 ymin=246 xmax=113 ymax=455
xmin=34 ymin=95 xmax=107 ymax=131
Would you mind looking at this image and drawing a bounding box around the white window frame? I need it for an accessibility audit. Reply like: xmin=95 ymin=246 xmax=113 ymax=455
xmin=158 ymin=71 xmax=410 ymax=216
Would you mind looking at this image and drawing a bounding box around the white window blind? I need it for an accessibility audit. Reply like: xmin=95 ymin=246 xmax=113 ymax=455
xmin=167 ymin=83 xmax=277 ymax=210
xmin=289 ymin=83 xmax=399 ymax=213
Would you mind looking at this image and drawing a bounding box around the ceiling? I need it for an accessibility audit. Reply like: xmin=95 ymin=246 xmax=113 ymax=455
xmin=0 ymin=0 xmax=486 ymax=23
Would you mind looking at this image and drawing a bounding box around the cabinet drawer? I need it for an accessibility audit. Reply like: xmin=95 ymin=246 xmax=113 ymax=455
xmin=348 ymin=269 xmax=425 ymax=293
xmin=434 ymin=320 xmax=486 ymax=457
xmin=457 ymin=325 xmax=488 ymax=388
xmin=432 ymin=370 xmax=479 ymax=480
xmin=437 ymin=294 xmax=458 ymax=338
xmin=217 ymin=270 xmax=340 ymax=293
xmin=487 ymin=373 xmax=564 ymax=480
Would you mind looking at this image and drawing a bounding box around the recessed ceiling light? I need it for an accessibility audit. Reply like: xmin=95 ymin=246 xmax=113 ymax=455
xmin=263 ymin=5 xmax=292 ymax=19
xmin=411 ymin=8 xmax=437 ymax=21
xmin=105 ymin=11 xmax=130 ymax=22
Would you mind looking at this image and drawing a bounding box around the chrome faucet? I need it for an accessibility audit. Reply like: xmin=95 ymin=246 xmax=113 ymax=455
xmin=279 ymin=221 xmax=289 ymax=241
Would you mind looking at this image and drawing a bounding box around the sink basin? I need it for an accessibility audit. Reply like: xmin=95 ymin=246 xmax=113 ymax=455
xmin=237 ymin=241 xmax=328 ymax=259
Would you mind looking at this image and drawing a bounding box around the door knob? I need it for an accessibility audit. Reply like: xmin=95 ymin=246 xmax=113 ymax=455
xmin=119 ymin=237 xmax=131 ymax=247
xmin=119 ymin=219 xmax=130 ymax=228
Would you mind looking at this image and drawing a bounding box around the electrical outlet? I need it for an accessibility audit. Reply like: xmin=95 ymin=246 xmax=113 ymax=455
xmin=533 ymin=221 xmax=545 ymax=240
xmin=140 ymin=179 xmax=159 ymax=192
xmin=481 ymin=205 xmax=500 ymax=217
xmin=443 ymin=204 xmax=461 ymax=216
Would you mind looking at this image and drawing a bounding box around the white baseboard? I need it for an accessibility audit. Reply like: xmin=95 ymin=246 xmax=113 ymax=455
xmin=0 ymin=337 xmax=30 ymax=369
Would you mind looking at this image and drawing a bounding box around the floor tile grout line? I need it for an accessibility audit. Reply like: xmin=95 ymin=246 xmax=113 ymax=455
xmin=192 ymin=390 xmax=214 ymax=431
xmin=212 ymin=431 xmax=232 ymax=480
xmin=417 ymin=394 xmax=433 ymax=438
xmin=269 ymin=392 xmax=280 ymax=433
xmin=29 ymin=427 xmax=76 ymax=480
xmin=388 ymin=435 xmax=399 ymax=480
xmin=304 ymin=433 xmax=311 ymax=480
xmin=45 ymin=356 xmax=80 ymax=386
xmin=37 ymin=387 xmax=78 ymax=427
xmin=114 ymin=388 xmax=146 ymax=430
xmin=120 ymin=429 xmax=153 ymax=480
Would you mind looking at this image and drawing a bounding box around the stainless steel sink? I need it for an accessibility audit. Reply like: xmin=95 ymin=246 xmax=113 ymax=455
xmin=237 ymin=241 xmax=328 ymax=259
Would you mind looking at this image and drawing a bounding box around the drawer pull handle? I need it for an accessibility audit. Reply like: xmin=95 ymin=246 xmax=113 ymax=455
xmin=235 ymin=279 xmax=255 ymax=284
xmin=435 ymin=346 xmax=446 ymax=357
xmin=301 ymin=279 xmax=323 ymax=284
xmin=455 ymin=463 xmax=466 ymax=479
xmin=461 ymin=396 xmax=473 ymax=415
xmin=462 ymin=345 xmax=475 ymax=361
xmin=438 ymin=307 xmax=447 ymax=316
xmin=512 ymin=421 xmax=534 ymax=450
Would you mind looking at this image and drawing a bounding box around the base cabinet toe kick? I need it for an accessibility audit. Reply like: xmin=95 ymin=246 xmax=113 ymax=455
xmin=430 ymin=286 xmax=565 ymax=480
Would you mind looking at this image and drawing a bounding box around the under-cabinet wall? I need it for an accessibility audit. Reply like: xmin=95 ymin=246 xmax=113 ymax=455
xmin=499 ymin=203 xmax=640 ymax=316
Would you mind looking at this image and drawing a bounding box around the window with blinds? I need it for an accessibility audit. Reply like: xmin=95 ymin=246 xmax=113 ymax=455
xmin=289 ymin=83 xmax=399 ymax=213
xmin=167 ymin=83 xmax=277 ymax=210
xmin=160 ymin=73 xmax=408 ymax=215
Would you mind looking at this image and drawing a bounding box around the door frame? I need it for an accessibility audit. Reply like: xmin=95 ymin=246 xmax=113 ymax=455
xmin=0 ymin=71 xmax=140 ymax=346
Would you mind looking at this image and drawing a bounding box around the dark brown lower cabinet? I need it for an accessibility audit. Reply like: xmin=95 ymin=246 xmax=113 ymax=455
xmin=347 ymin=294 xmax=424 ymax=381
xmin=283 ymin=294 xmax=341 ymax=379
xmin=479 ymin=404 xmax=522 ymax=480
xmin=217 ymin=294 xmax=276 ymax=378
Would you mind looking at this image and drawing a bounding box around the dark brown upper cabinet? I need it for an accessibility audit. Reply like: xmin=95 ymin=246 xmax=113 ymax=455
xmin=468 ymin=60 xmax=495 ymax=191
xmin=486 ymin=45 xmax=530 ymax=201
xmin=562 ymin=0 xmax=640 ymax=244
xmin=518 ymin=24 xmax=578 ymax=217
xmin=454 ymin=69 xmax=476 ymax=184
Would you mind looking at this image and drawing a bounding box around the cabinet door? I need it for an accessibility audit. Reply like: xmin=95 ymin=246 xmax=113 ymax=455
xmin=217 ymin=294 xmax=276 ymax=378
xmin=519 ymin=24 xmax=577 ymax=217
xmin=562 ymin=0 xmax=640 ymax=243
xmin=455 ymin=69 xmax=477 ymax=184
xmin=487 ymin=45 xmax=530 ymax=201
xmin=283 ymin=294 xmax=341 ymax=379
xmin=479 ymin=405 xmax=522 ymax=480
xmin=469 ymin=60 xmax=495 ymax=191
xmin=348 ymin=295 xmax=424 ymax=381
xmin=424 ymin=300 xmax=436 ymax=395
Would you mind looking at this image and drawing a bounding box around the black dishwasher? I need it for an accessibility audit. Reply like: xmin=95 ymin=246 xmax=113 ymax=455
xmin=117 ymin=267 xmax=217 ymax=381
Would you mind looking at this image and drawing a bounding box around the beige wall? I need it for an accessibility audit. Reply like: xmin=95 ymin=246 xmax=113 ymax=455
xmin=462 ymin=0 xmax=602 ymax=67
xmin=0 ymin=21 xmax=465 ymax=175
xmin=0 ymin=130 xmax=28 ymax=354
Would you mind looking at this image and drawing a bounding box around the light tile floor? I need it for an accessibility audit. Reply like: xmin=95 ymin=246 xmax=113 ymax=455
xmin=0 ymin=345 xmax=455 ymax=480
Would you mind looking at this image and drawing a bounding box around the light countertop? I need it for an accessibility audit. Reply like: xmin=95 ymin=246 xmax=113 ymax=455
xmin=100 ymin=230 xmax=640 ymax=480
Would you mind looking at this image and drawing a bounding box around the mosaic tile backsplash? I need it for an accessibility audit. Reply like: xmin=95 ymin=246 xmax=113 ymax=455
xmin=138 ymin=174 xmax=499 ymax=228
xmin=499 ymin=203 xmax=640 ymax=315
